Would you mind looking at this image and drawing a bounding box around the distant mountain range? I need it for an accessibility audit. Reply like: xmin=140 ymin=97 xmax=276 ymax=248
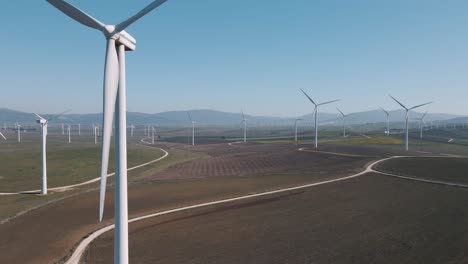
xmin=0 ymin=108 xmax=465 ymax=127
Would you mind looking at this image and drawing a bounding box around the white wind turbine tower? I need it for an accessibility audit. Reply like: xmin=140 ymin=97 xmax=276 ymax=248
xmin=389 ymin=95 xmax=432 ymax=151
xmin=379 ymin=107 xmax=390 ymax=136
xmin=67 ymin=124 xmax=71 ymax=143
xmin=151 ymin=126 xmax=156 ymax=144
xmin=94 ymin=123 xmax=98 ymax=145
xmin=47 ymin=0 xmax=169 ymax=263
xmin=241 ymin=111 xmax=248 ymax=143
xmin=336 ymin=107 xmax=347 ymax=138
xmin=16 ymin=122 xmax=21 ymax=142
xmin=35 ymin=114 xmax=49 ymax=195
xmin=35 ymin=111 xmax=67 ymax=195
xmin=61 ymin=123 xmax=64 ymax=135
xmin=413 ymin=111 xmax=428 ymax=139
xmin=294 ymin=118 xmax=303 ymax=144
xmin=130 ymin=124 xmax=135 ymax=137
xmin=187 ymin=112 xmax=196 ymax=146
xmin=78 ymin=123 xmax=81 ymax=136
xmin=300 ymin=89 xmax=340 ymax=148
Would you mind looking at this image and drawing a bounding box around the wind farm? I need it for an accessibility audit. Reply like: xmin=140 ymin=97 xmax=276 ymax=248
xmin=2 ymin=1 xmax=468 ymax=264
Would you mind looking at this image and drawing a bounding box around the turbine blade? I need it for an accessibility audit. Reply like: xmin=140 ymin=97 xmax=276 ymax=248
xmin=46 ymin=0 xmax=106 ymax=31
xmin=99 ymin=39 xmax=120 ymax=222
xmin=47 ymin=109 xmax=71 ymax=123
xmin=379 ymin=107 xmax=389 ymax=115
xmin=241 ymin=110 xmax=245 ymax=120
xmin=115 ymin=0 xmax=168 ymax=32
xmin=317 ymin=99 xmax=340 ymax=106
xmin=409 ymin=102 xmax=432 ymax=110
xmin=300 ymin=89 xmax=317 ymax=106
xmin=389 ymin=95 xmax=408 ymax=110
xmin=187 ymin=112 xmax=192 ymax=122
xmin=422 ymin=110 xmax=428 ymax=119
xmin=34 ymin=113 xmax=45 ymax=120
xmin=0 ymin=132 xmax=6 ymax=140
xmin=336 ymin=107 xmax=345 ymax=117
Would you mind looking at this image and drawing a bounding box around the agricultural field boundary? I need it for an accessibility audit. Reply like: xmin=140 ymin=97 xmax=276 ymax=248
xmin=64 ymin=153 xmax=393 ymax=264
xmin=0 ymin=138 xmax=168 ymax=195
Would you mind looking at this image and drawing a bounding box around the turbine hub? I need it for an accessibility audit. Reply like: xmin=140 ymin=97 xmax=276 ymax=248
xmin=104 ymin=25 xmax=119 ymax=39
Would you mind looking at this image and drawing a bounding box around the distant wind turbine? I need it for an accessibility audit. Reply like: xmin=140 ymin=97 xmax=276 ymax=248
xmin=389 ymin=95 xmax=432 ymax=151
xmin=94 ymin=124 xmax=98 ymax=145
xmin=336 ymin=107 xmax=347 ymax=138
xmin=35 ymin=114 xmax=49 ymax=195
xmin=35 ymin=111 xmax=67 ymax=195
xmin=130 ymin=124 xmax=135 ymax=137
xmin=294 ymin=118 xmax=303 ymax=144
xmin=16 ymin=122 xmax=21 ymax=142
xmin=67 ymin=124 xmax=71 ymax=143
xmin=300 ymin=89 xmax=340 ymax=148
xmin=412 ymin=111 xmax=428 ymax=139
xmin=379 ymin=107 xmax=390 ymax=136
xmin=188 ymin=112 xmax=195 ymax=146
xmin=241 ymin=110 xmax=248 ymax=143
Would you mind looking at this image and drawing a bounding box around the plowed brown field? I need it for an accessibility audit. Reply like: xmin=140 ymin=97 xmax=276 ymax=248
xmin=150 ymin=143 xmax=369 ymax=180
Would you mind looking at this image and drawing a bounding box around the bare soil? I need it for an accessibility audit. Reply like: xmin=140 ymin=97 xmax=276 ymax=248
xmin=86 ymin=173 xmax=468 ymax=264
xmin=149 ymin=143 xmax=371 ymax=180
xmin=0 ymin=143 xmax=372 ymax=264
xmin=375 ymin=157 xmax=468 ymax=184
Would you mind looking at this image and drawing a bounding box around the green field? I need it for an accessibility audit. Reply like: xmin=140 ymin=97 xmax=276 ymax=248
xmin=0 ymin=134 xmax=165 ymax=192
xmin=0 ymin=138 xmax=204 ymax=223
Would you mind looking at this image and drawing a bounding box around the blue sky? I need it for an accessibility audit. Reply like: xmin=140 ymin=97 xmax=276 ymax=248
xmin=1 ymin=0 xmax=468 ymax=116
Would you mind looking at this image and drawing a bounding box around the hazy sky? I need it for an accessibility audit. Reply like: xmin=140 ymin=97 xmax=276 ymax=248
xmin=1 ymin=0 xmax=468 ymax=116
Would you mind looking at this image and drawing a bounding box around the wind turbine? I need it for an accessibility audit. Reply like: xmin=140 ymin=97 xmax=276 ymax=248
xmin=61 ymin=123 xmax=65 ymax=135
xmin=187 ymin=112 xmax=195 ymax=146
xmin=66 ymin=124 xmax=71 ymax=143
xmin=16 ymin=122 xmax=21 ymax=142
xmin=412 ymin=111 xmax=428 ymax=139
xmin=389 ymin=95 xmax=432 ymax=151
xmin=300 ymin=89 xmax=339 ymax=148
xmin=241 ymin=110 xmax=248 ymax=143
xmin=294 ymin=118 xmax=303 ymax=144
xmin=130 ymin=124 xmax=135 ymax=137
xmin=151 ymin=126 xmax=156 ymax=144
xmin=78 ymin=123 xmax=81 ymax=136
xmin=47 ymin=0 xmax=169 ymax=263
xmin=35 ymin=111 xmax=67 ymax=195
xmin=94 ymin=124 xmax=98 ymax=145
xmin=336 ymin=107 xmax=347 ymax=138
xmin=35 ymin=114 xmax=49 ymax=195
xmin=379 ymin=107 xmax=390 ymax=136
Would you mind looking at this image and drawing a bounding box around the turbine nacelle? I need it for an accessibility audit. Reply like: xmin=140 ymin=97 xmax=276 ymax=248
xmin=37 ymin=119 xmax=47 ymax=125
xmin=116 ymin=30 xmax=136 ymax=51
xmin=104 ymin=27 xmax=136 ymax=51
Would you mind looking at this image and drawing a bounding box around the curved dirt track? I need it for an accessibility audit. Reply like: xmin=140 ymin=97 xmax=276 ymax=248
xmin=3 ymin=142 xmax=465 ymax=264
xmin=0 ymin=139 xmax=168 ymax=195
xmin=76 ymin=147 xmax=468 ymax=263
xmin=67 ymin=151 xmax=391 ymax=264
